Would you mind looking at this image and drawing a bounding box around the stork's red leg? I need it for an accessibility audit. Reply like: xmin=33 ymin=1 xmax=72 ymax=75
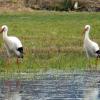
xmin=17 ymin=58 xmax=19 ymax=64
xmin=95 ymin=57 xmax=98 ymax=70
xmin=16 ymin=58 xmax=21 ymax=92
xmin=87 ymin=58 xmax=91 ymax=70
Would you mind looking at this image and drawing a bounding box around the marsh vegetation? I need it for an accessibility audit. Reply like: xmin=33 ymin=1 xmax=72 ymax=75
xmin=0 ymin=11 xmax=100 ymax=73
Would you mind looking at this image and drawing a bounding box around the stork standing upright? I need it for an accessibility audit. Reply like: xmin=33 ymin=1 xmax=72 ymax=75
xmin=0 ymin=25 xmax=23 ymax=92
xmin=0 ymin=25 xmax=23 ymax=64
xmin=83 ymin=25 xmax=100 ymax=68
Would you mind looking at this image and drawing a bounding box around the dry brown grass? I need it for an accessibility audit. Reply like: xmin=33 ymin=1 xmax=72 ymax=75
xmin=0 ymin=0 xmax=100 ymax=11
xmin=75 ymin=0 xmax=100 ymax=11
xmin=31 ymin=47 xmax=82 ymax=54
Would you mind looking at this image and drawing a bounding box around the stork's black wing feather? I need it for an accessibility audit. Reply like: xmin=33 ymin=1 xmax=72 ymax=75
xmin=96 ymin=50 xmax=100 ymax=54
xmin=96 ymin=50 xmax=100 ymax=57
xmin=17 ymin=47 xmax=23 ymax=58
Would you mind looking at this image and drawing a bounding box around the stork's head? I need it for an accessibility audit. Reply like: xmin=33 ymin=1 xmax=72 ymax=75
xmin=85 ymin=25 xmax=90 ymax=31
xmin=0 ymin=25 xmax=8 ymax=33
xmin=83 ymin=25 xmax=90 ymax=34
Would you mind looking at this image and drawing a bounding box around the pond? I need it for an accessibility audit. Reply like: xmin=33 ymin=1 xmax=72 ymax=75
xmin=0 ymin=70 xmax=100 ymax=100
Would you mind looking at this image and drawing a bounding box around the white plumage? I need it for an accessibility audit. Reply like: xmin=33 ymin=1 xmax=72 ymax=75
xmin=83 ymin=25 xmax=100 ymax=67
xmin=74 ymin=1 xmax=78 ymax=10
xmin=0 ymin=25 xmax=23 ymax=63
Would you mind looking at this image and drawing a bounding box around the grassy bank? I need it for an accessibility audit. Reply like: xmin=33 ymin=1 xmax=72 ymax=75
xmin=0 ymin=11 xmax=100 ymax=73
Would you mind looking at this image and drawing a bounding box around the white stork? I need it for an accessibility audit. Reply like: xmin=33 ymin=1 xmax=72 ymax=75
xmin=83 ymin=25 xmax=100 ymax=68
xmin=0 ymin=25 xmax=23 ymax=64
xmin=0 ymin=25 xmax=23 ymax=94
xmin=74 ymin=1 xmax=78 ymax=10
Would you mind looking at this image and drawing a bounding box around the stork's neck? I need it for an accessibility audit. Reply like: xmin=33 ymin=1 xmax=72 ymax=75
xmin=84 ymin=30 xmax=90 ymax=40
xmin=3 ymin=31 xmax=8 ymax=40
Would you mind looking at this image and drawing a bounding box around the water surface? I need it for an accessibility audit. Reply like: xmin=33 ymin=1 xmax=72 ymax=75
xmin=0 ymin=70 xmax=100 ymax=100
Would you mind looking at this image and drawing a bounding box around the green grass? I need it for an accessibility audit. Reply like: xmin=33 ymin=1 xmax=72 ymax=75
xmin=0 ymin=11 xmax=100 ymax=73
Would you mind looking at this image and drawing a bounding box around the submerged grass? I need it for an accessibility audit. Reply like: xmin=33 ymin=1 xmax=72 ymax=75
xmin=0 ymin=11 xmax=100 ymax=73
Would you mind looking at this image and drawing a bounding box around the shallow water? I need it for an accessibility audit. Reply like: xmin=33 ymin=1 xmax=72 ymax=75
xmin=0 ymin=71 xmax=100 ymax=100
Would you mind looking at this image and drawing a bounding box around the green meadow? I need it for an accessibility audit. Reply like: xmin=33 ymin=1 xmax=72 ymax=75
xmin=0 ymin=11 xmax=100 ymax=73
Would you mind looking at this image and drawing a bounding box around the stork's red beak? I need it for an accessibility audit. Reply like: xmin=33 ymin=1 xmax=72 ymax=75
xmin=82 ymin=27 xmax=88 ymax=34
xmin=0 ymin=28 xmax=4 ymax=33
